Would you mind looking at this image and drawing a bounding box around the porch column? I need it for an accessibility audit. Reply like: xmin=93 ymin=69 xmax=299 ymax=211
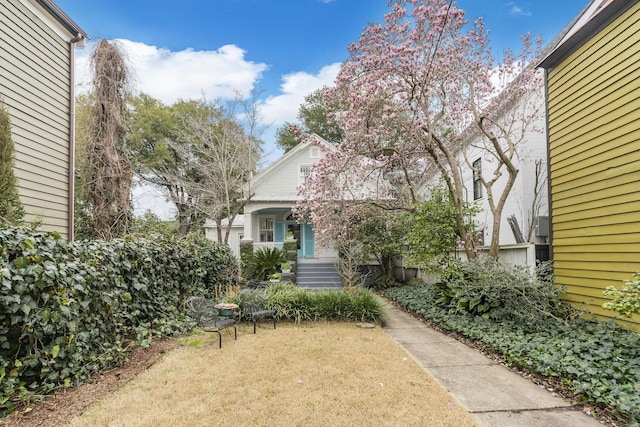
xmin=242 ymin=211 xmax=254 ymax=241
xmin=239 ymin=211 xmax=255 ymax=262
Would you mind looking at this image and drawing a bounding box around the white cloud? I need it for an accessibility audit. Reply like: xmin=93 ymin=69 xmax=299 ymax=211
xmin=506 ymin=2 xmax=532 ymax=17
xmin=76 ymin=39 xmax=341 ymax=128
xmin=75 ymin=39 xmax=268 ymax=105
xmin=74 ymin=39 xmax=342 ymax=217
xmin=259 ymin=62 xmax=341 ymax=125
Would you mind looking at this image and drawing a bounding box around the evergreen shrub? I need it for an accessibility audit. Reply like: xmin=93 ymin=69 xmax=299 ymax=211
xmin=0 ymin=103 xmax=24 ymax=225
xmin=432 ymin=257 xmax=570 ymax=329
xmin=0 ymin=226 xmax=238 ymax=415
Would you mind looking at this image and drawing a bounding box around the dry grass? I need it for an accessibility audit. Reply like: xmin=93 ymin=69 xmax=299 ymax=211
xmin=66 ymin=322 xmax=477 ymax=427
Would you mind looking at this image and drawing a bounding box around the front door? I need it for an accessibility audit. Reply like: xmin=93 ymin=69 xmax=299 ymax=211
xmin=302 ymin=223 xmax=314 ymax=258
xmin=285 ymin=222 xmax=302 ymax=258
xmin=285 ymin=222 xmax=315 ymax=258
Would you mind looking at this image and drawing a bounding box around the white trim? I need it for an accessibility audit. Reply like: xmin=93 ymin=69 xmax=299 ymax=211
xmin=298 ymin=163 xmax=312 ymax=186
xmin=18 ymin=0 xmax=72 ymax=41
xmin=258 ymin=215 xmax=275 ymax=243
xmin=243 ymin=135 xmax=335 ymax=193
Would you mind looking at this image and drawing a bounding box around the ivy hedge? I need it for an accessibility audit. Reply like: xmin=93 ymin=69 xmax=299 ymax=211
xmin=0 ymin=226 xmax=238 ymax=415
xmin=385 ymin=284 xmax=640 ymax=425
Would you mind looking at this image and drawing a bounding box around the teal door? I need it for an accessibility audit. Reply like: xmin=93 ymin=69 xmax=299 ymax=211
xmin=303 ymin=224 xmax=314 ymax=258
xmin=285 ymin=222 xmax=302 ymax=257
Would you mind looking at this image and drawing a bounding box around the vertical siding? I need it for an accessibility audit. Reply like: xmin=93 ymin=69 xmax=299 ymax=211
xmin=547 ymin=3 xmax=640 ymax=322
xmin=0 ymin=0 xmax=71 ymax=237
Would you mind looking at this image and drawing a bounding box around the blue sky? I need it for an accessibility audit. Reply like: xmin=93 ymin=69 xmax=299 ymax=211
xmin=54 ymin=0 xmax=588 ymax=218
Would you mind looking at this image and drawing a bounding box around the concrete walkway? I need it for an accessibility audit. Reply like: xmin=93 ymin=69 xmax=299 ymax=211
xmin=380 ymin=300 xmax=602 ymax=427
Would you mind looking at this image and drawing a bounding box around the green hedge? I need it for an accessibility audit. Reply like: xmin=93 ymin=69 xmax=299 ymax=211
xmin=232 ymin=282 xmax=386 ymax=324
xmin=0 ymin=226 xmax=238 ymax=415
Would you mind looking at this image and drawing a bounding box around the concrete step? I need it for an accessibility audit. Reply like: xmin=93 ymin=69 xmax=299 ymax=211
xmin=296 ymin=263 xmax=342 ymax=290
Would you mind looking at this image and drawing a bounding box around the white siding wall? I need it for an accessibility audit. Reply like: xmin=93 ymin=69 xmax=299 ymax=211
xmin=0 ymin=0 xmax=73 ymax=236
xmin=252 ymin=147 xmax=318 ymax=198
xmin=461 ymin=86 xmax=548 ymax=246
xmin=204 ymin=225 xmax=243 ymax=258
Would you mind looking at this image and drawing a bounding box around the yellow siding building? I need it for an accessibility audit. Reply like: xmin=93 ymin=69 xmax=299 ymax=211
xmin=539 ymin=0 xmax=640 ymax=327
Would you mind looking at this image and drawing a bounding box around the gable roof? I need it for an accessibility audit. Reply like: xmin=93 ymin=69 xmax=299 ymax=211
xmin=538 ymin=0 xmax=637 ymax=69
xmin=35 ymin=0 xmax=88 ymax=41
xmin=204 ymin=215 xmax=244 ymax=229
xmin=244 ymin=134 xmax=336 ymax=193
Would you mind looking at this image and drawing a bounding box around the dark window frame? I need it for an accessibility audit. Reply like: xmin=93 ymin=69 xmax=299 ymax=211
xmin=472 ymin=158 xmax=483 ymax=200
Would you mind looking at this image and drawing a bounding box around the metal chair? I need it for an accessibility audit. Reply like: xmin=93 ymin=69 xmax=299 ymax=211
xmin=186 ymin=296 xmax=237 ymax=348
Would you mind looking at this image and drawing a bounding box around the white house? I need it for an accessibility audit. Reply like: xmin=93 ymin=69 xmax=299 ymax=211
xmin=463 ymin=80 xmax=550 ymax=249
xmin=204 ymin=216 xmax=244 ymax=258
xmin=455 ymin=21 xmax=584 ymax=262
xmin=205 ymin=136 xmax=339 ymax=263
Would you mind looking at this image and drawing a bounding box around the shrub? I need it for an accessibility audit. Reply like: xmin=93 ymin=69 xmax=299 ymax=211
xmin=432 ymin=257 xmax=570 ymax=329
xmin=0 ymin=102 xmax=24 ymax=225
xmin=603 ymin=272 xmax=640 ymax=318
xmin=243 ymin=247 xmax=286 ymax=281
xmin=235 ymin=282 xmax=386 ymax=324
xmin=265 ymin=282 xmax=312 ymax=323
xmin=0 ymin=226 xmax=238 ymax=415
xmin=406 ymin=180 xmax=478 ymax=270
xmin=371 ymin=275 xmax=401 ymax=291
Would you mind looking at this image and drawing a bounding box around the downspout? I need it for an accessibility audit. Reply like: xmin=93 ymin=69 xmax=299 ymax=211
xmin=68 ymin=33 xmax=84 ymax=241
xmin=543 ymin=68 xmax=553 ymax=261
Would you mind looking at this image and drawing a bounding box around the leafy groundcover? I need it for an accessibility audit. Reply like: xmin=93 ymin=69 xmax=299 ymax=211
xmin=385 ymin=284 xmax=640 ymax=425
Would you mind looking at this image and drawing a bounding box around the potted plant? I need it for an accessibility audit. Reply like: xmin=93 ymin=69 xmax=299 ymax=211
xmin=281 ymin=263 xmax=292 ymax=273
xmin=214 ymin=302 xmax=239 ymax=317
xmin=285 ymin=231 xmax=294 ymax=240
xmin=269 ymin=272 xmax=282 ymax=282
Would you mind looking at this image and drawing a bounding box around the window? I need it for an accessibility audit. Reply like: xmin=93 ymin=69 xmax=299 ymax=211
xmin=299 ymin=164 xmax=312 ymax=185
xmin=259 ymin=217 xmax=274 ymax=242
xmin=473 ymin=158 xmax=483 ymax=200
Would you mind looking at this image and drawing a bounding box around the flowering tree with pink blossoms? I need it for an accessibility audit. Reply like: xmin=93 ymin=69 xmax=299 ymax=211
xmin=298 ymin=0 xmax=544 ymax=260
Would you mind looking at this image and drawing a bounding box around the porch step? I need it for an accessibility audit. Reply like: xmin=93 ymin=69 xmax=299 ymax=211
xmin=296 ymin=263 xmax=342 ymax=291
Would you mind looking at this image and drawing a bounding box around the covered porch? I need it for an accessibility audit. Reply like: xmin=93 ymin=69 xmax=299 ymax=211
xmin=240 ymin=206 xmax=337 ymax=261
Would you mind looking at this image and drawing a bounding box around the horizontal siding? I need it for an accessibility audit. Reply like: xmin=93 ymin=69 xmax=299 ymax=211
xmin=14 ymin=175 xmax=68 ymax=198
xmin=20 ymin=192 xmax=69 ymax=213
xmin=553 ymin=189 xmax=640 ymax=220
xmin=554 ymin=267 xmax=631 ymax=285
xmin=256 ymin=146 xmax=317 ymax=196
xmin=0 ymin=0 xmax=72 ymax=238
xmin=547 ymin=5 xmax=640 ymax=143
xmin=546 ymin=3 xmax=640 ymax=326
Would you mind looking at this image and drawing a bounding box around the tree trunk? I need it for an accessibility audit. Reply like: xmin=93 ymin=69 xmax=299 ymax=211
xmin=177 ymin=205 xmax=190 ymax=236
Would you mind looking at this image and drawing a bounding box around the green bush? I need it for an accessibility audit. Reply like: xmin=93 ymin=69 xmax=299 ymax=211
xmin=265 ymin=282 xmax=312 ymax=323
xmin=0 ymin=226 xmax=238 ymax=415
xmin=0 ymin=103 xmax=24 ymax=226
xmin=243 ymin=247 xmax=286 ymax=281
xmin=432 ymin=257 xmax=570 ymax=329
xmin=233 ymin=282 xmax=386 ymax=324
xmin=603 ymin=272 xmax=640 ymax=319
xmin=385 ymin=284 xmax=640 ymax=424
